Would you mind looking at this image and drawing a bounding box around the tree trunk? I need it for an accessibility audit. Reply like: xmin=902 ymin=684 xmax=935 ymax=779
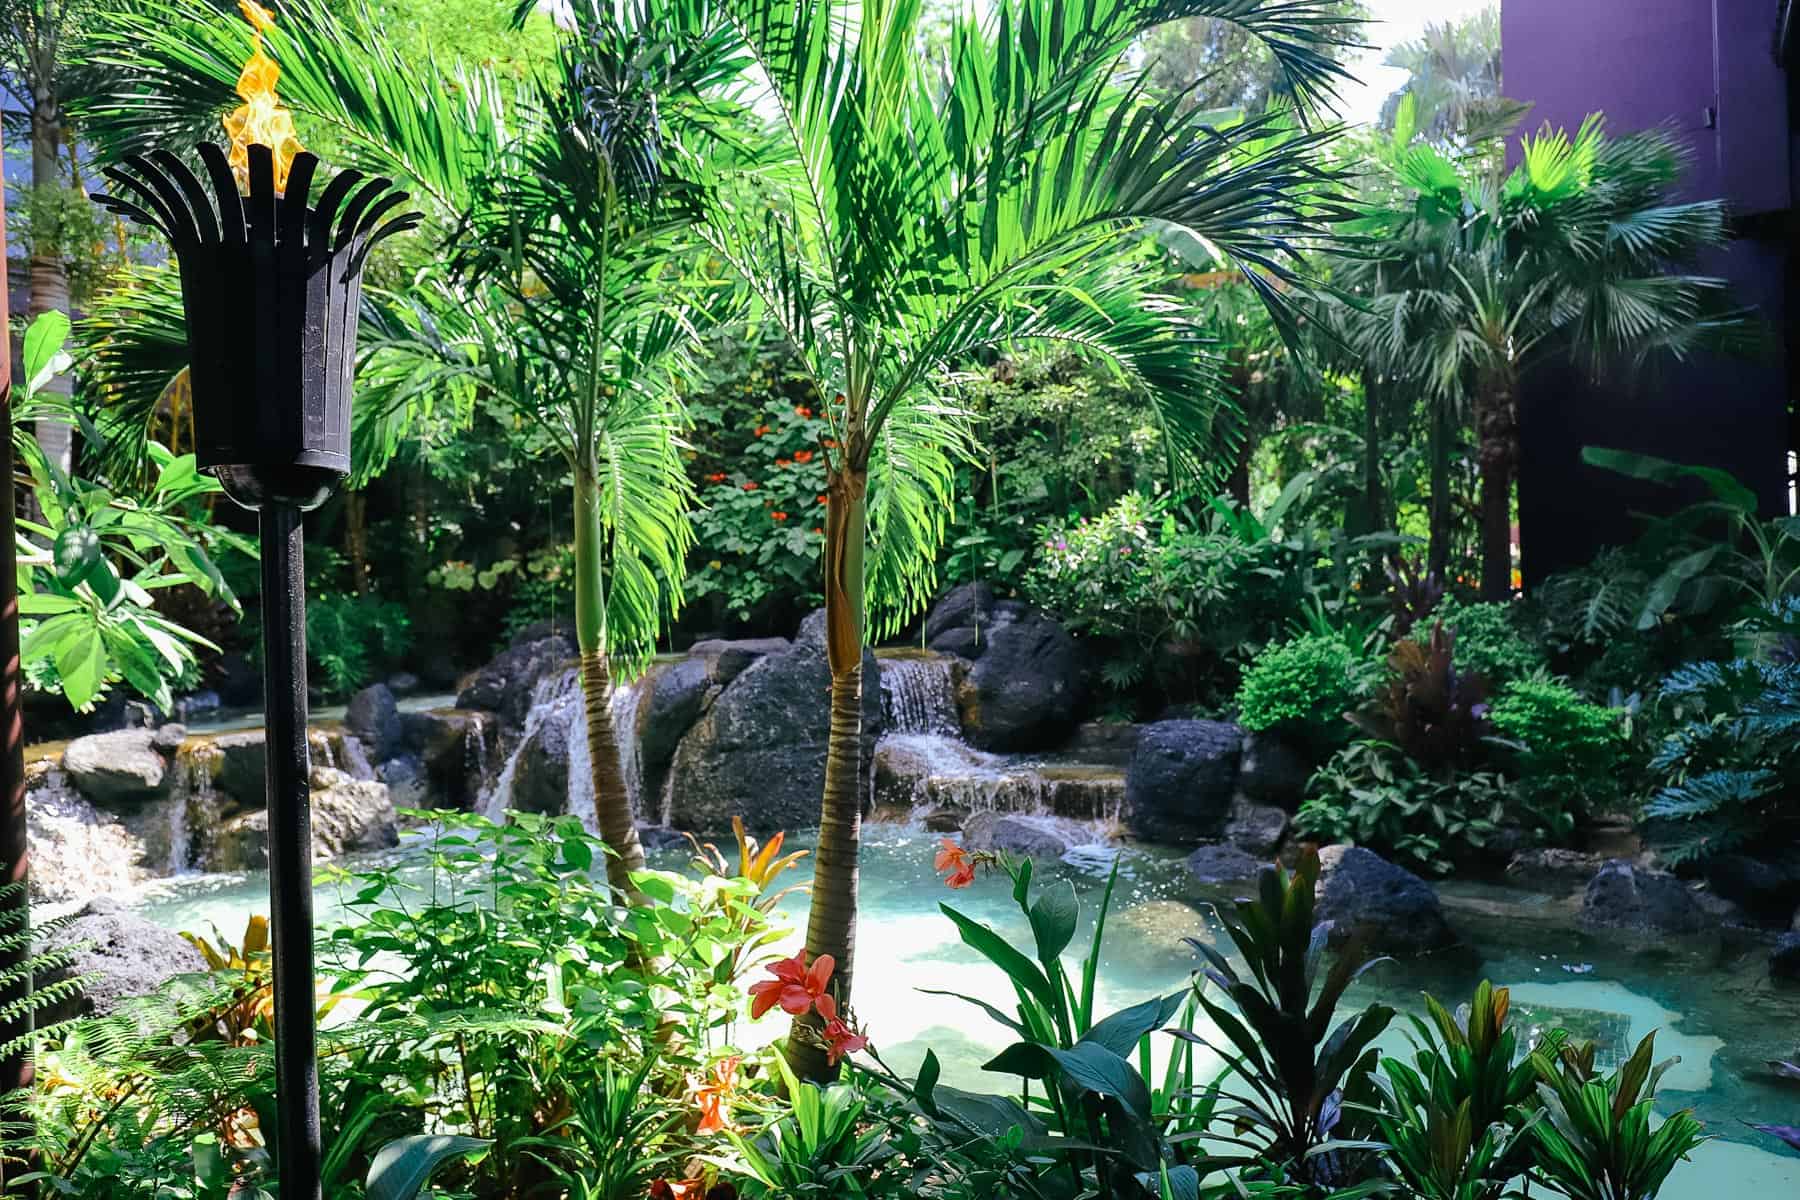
xmin=1475 ymin=374 xmax=1515 ymax=601
xmin=1359 ymin=371 xmax=1383 ymax=536
xmin=28 ymin=95 xmax=72 ymax=477
xmin=572 ymin=467 xmax=644 ymax=899
xmin=344 ymin=491 xmax=369 ymax=595
xmin=1427 ymin=399 xmax=1452 ymax=585
xmin=787 ymin=464 xmax=868 ymax=1083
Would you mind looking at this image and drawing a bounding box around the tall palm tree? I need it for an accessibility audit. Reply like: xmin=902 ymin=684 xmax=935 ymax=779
xmin=686 ymin=0 xmax=1353 ymax=1077
xmin=76 ymin=0 xmax=735 ymax=895
xmin=1347 ymin=116 xmax=1745 ymax=599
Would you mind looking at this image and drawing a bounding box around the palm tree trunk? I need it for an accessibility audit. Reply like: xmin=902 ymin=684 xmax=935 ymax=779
xmin=787 ymin=464 xmax=868 ymax=1083
xmin=1475 ymin=374 xmax=1514 ymax=601
xmin=28 ymin=94 xmax=72 ymax=477
xmin=572 ymin=466 xmax=645 ymax=899
xmin=1427 ymin=399 xmax=1452 ymax=584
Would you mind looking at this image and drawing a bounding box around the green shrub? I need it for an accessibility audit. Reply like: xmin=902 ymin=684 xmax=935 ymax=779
xmin=305 ymin=592 xmax=414 ymax=699
xmin=1237 ymin=633 xmax=1370 ymax=748
xmin=1489 ymin=678 xmax=1627 ymax=839
xmin=1425 ymin=597 xmax=1544 ymax=685
xmin=1298 ymin=739 xmax=1510 ymax=875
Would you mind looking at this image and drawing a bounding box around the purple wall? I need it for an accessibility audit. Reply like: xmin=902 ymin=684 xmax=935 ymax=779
xmin=1502 ymin=0 xmax=1795 ymax=582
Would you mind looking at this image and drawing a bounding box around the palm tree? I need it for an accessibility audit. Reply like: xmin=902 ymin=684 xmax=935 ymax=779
xmin=77 ymin=0 xmax=734 ymax=895
xmin=1346 ymin=116 xmax=1745 ymax=599
xmin=686 ymin=0 xmax=1353 ymax=1077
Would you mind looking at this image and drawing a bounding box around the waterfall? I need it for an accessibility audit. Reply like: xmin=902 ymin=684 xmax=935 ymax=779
xmin=879 ymin=654 xmax=960 ymax=735
xmin=163 ymin=741 xmax=225 ymax=874
xmin=610 ymin=671 xmax=653 ymax=820
xmin=479 ymin=667 xmax=654 ymax=830
xmin=480 ymin=667 xmax=581 ymax=822
xmin=873 ymin=732 xmax=1126 ymax=827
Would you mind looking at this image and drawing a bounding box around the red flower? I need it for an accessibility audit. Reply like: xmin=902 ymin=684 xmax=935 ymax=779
xmin=748 ymin=950 xmax=835 ymax=1019
xmin=793 ymin=449 xmax=814 ymax=464
xmin=817 ymin=493 xmax=829 ymax=505
xmin=753 ymin=424 xmax=772 ymax=437
xmin=775 ymin=457 xmax=792 ymax=468
xmin=742 ymin=481 xmax=759 ymax=491
xmin=771 ymin=511 xmax=789 ymax=522
xmin=706 ymin=472 xmax=727 ymax=484
xmin=694 ymin=1055 xmax=739 ymax=1134
xmin=822 ymin=438 xmax=839 ymax=449
xmin=935 ymin=838 xmax=976 ymax=889
xmin=823 ymin=1016 xmax=869 ymax=1066
xmin=811 ymin=526 xmax=823 ymax=535
xmin=795 ymin=405 xmax=814 ymax=418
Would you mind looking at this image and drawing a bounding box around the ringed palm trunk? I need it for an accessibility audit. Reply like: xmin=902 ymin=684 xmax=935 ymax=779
xmin=786 ymin=462 xmax=868 ymax=1083
xmin=572 ymin=465 xmax=646 ymax=900
xmin=1475 ymin=371 xmax=1516 ymax=601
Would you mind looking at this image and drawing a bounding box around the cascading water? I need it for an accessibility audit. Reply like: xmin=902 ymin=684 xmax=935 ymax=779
xmin=879 ymin=654 xmax=961 ymax=736
xmin=479 ymin=666 xmax=657 ymax=829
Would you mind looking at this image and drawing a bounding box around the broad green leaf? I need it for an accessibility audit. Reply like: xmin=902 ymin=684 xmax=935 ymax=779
xmin=365 ymin=1135 xmax=490 ymax=1200
xmin=941 ymin=902 xmax=1056 ymax=1010
xmin=1028 ymin=880 xmax=1079 ymax=964
xmin=52 ymin=527 xmax=102 ymax=587
xmin=1081 ymin=990 xmax=1187 ymax=1058
xmin=22 ymin=312 xmax=72 ymax=400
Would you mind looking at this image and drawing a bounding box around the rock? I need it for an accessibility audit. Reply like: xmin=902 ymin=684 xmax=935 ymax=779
xmin=637 ymin=824 xmax=690 ymax=852
xmin=386 ymin=672 xmax=421 ymax=694
xmin=41 ymin=897 xmax=207 ymax=1021
xmin=1123 ymin=720 xmax=1242 ymax=843
xmin=173 ymin=690 xmax=222 ymax=723
xmin=635 ymin=658 xmax=716 ymax=805
xmin=1185 ymin=843 xmax=1265 ymax=884
xmin=400 ymin=708 xmax=495 ymax=811
xmin=686 ymin=637 xmax=790 ymax=687
xmin=666 ymin=611 xmax=882 ymax=834
xmin=1238 ymin=731 xmax=1313 ymax=810
xmin=61 ymin=729 xmax=169 ymax=806
xmin=1065 ymin=722 xmax=1142 ymax=762
xmin=1507 ymin=848 xmax=1607 ymax=894
xmin=923 ymin=807 xmax=966 ymax=833
xmin=209 ymin=730 xmax=269 ymax=806
xmin=456 ymin=633 xmax=575 ymax=727
xmin=1792 ymin=905 xmax=1800 ymax=934
xmin=510 ymin=714 xmax=574 ymax=817
xmin=1223 ymin=799 xmax=1289 ymax=857
xmin=1771 ymin=933 xmax=1800 ymax=983
xmin=1580 ymin=859 xmax=1710 ymax=936
xmin=345 ymin=684 xmax=402 ymax=762
xmin=923 ymin=582 xmax=999 ymax=654
xmin=1315 ymin=846 xmax=1457 ymax=955
xmin=27 ymin=769 xmax=146 ymax=904
xmin=1703 ymin=854 xmax=1800 ymax=924
xmin=149 ymin=724 xmax=188 ymax=754
xmin=212 ymin=768 xmax=398 ymax=869
xmin=377 ymin=754 xmax=429 ymax=809
xmin=960 ymin=812 xmax=1089 ymax=859
xmin=929 ymin=590 xmax=1086 ymax=752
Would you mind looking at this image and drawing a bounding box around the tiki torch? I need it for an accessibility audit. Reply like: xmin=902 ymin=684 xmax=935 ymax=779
xmin=90 ymin=5 xmax=417 ymax=1196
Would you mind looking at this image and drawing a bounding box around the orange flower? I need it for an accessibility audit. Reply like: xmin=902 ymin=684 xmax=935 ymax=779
xmin=649 ymin=1181 xmax=708 ymax=1200
xmin=742 ymin=481 xmax=759 ymax=491
xmin=772 ymin=511 xmax=789 ymax=522
xmin=817 ymin=494 xmax=829 ymax=505
xmin=706 ymin=472 xmax=727 ymax=484
xmin=935 ymin=838 xmax=976 ymax=889
xmin=812 ymin=527 xmax=823 ymax=535
xmin=748 ymin=950 xmax=835 ymax=1019
xmin=793 ymin=449 xmax=814 ymax=463
xmin=694 ymin=1055 xmax=740 ymax=1134
xmin=753 ymin=424 xmax=772 ymax=437
xmin=775 ymin=457 xmax=792 ymax=467
xmin=795 ymin=405 xmax=813 ymax=418
xmin=822 ymin=438 xmax=838 ymax=449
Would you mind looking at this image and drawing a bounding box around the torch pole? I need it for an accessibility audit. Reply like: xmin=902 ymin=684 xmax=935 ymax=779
xmin=258 ymin=501 xmax=322 ymax=1200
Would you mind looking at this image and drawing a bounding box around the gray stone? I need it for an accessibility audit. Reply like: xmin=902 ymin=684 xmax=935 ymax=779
xmin=1771 ymin=933 xmax=1800 ymax=983
xmin=456 ymin=633 xmax=575 ymax=727
xmin=1315 ymin=845 xmax=1457 ymax=955
xmin=1580 ymin=859 xmax=1711 ymax=937
xmin=1223 ymin=799 xmax=1289 ymax=857
xmin=1238 ymin=731 xmax=1313 ymax=810
xmin=1506 ymin=848 xmax=1608 ymax=894
xmin=511 ymin=714 xmax=574 ymax=817
xmin=635 ymin=658 xmax=716 ymax=805
xmin=960 ymin=812 xmax=1088 ymax=859
xmin=400 ymin=708 xmax=495 ymax=811
xmin=377 ymin=754 xmax=429 ymax=809
xmin=1704 ymin=854 xmax=1800 ymax=924
xmin=149 ymin=724 xmax=188 ymax=754
xmin=41 ymin=897 xmax=207 ymax=1022
xmin=1123 ymin=720 xmax=1242 ymax=844
xmin=386 ymin=672 xmax=421 ymax=694
xmin=62 ymin=729 xmax=169 ymax=806
xmin=923 ymin=584 xmax=1085 ymax=752
xmin=345 ymin=684 xmax=403 ymax=762
xmin=213 ymin=768 xmax=397 ymax=869
xmin=923 ymin=807 xmax=966 ymax=833
xmin=209 ymin=729 xmax=269 ymax=806
xmin=1185 ymin=843 xmax=1265 ymax=885
xmin=667 ymin=610 xmax=882 ymax=834
xmin=686 ymin=637 xmax=790 ymax=687
xmin=27 ymin=768 xmax=146 ymax=904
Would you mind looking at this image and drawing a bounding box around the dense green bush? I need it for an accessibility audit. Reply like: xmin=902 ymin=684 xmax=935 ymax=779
xmin=1298 ymin=739 xmax=1511 ymax=874
xmin=304 ymin=592 xmax=415 ymax=699
xmin=1490 ymin=677 xmax=1628 ymax=836
xmin=1426 ymin=596 xmax=1545 ymax=684
xmin=1236 ymin=633 xmax=1371 ymax=749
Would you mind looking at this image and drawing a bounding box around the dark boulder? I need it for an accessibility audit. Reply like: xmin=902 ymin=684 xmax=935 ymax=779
xmin=1773 ymin=933 xmax=1800 ymax=983
xmin=213 ymin=768 xmax=398 ymax=868
xmin=686 ymin=637 xmax=790 ymax=687
xmin=634 ymin=657 xmax=716 ymax=805
xmin=345 ymin=684 xmax=402 ymax=762
xmin=960 ymin=812 xmax=1089 ymax=859
xmin=1222 ymin=799 xmax=1289 ymax=857
xmin=1123 ymin=720 xmax=1242 ymax=844
xmin=62 ymin=729 xmax=169 ymax=806
xmin=456 ymin=633 xmax=575 ymax=727
xmin=400 ymin=708 xmax=496 ymax=811
xmin=1315 ymin=845 xmax=1457 ymax=955
xmin=510 ymin=713 xmax=575 ymax=817
xmin=1703 ymin=854 xmax=1800 ymax=924
xmin=41 ymin=898 xmax=207 ymax=1022
xmin=1580 ymin=859 xmax=1710 ymax=937
xmin=666 ymin=613 xmax=882 ymax=834
xmin=1238 ymin=731 xmax=1313 ymax=810
xmin=1185 ymin=843 xmax=1265 ymax=885
xmin=1506 ymin=848 xmax=1608 ymax=894
xmin=924 ymin=585 xmax=1085 ymax=752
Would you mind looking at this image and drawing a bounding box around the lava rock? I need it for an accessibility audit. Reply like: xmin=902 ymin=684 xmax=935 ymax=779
xmin=61 ymin=729 xmax=170 ymax=806
xmin=510 ymin=714 xmax=574 ymax=817
xmin=635 ymin=658 xmax=716 ymax=805
xmin=40 ymin=897 xmax=207 ymax=1022
xmin=1580 ymin=859 xmax=1710 ymax=936
xmin=1123 ymin=720 xmax=1242 ymax=843
xmin=377 ymin=754 xmax=429 ymax=809
xmin=1771 ymin=934 xmax=1800 ymax=983
xmin=1315 ymin=845 xmax=1457 ymax=955
xmin=400 ymin=708 xmax=495 ymax=811
xmin=213 ymin=768 xmax=398 ymax=868
xmin=923 ymin=807 xmax=967 ymax=833
xmin=456 ymin=632 xmax=575 ymax=727
xmin=172 ymin=690 xmax=222 ymax=724
xmin=960 ymin=811 xmax=1088 ymax=859
xmin=1703 ymin=854 xmax=1800 ymax=924
xmin=924 ymin=585 xmax=1086 ymax=752
xmin=667 ymin=612 xmax=882 ymax=834
xmin=686 ymin=637 xmax=791 ymax=687
xmin=149 ymin=724 xmax=188 ymax=754
xmin=1185 ymin=843 xmax=1265 ymax=885
xmin=209 ymin=730 xmax=270 ymax=807
xmin=1238 ymin=731 xmax=1313 ymax=810
xmin=345 ymin=684 xmax=403 ymax=762
xmin=386 ymin=672 xmax=421 ymax=694
xmin=1223 ymin=799 xmax=1289 ymax=857
xmin=1506 ymin=848 xmax=1608 ymax=894
xmin=637 ymin=824 xmax=690 ymax=852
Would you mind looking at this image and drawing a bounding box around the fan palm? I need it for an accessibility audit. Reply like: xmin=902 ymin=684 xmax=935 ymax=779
xmin=1345 ymin=116 xmax=1745 ymax=599
xmin=684 ymin=0 xmax=1354 ymax=1077
xmin=77 ymin=0 xmax=737 ymax=895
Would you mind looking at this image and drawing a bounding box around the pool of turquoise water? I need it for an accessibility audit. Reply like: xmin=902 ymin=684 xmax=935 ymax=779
xmin=132 ymin=825 xmax=1800 ymax=1196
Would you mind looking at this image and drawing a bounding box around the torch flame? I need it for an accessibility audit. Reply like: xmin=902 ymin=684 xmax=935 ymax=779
xmin=222 ymin=0 xmax=305 ymax=194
